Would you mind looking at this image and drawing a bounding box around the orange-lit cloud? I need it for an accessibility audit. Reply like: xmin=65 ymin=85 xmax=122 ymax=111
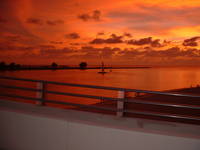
xmin=1 ymin=0 xmax=200 ymax=66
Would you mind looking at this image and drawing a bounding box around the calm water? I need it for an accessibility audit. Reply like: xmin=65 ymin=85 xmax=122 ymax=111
xmin=1 ymin=67 xmax=200 ymax=91
xmin=1 ymin=67 xmax=200 ymax=106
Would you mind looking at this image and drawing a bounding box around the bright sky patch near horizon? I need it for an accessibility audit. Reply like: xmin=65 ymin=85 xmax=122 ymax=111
xmin=1 ymin=0 xmax=200 ymax=66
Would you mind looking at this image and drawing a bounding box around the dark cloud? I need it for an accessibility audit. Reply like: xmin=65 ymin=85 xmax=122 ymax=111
xmin=90 ymin=34 xmax=163 ymax=47
xmin=127 ymin=37 xmax=152 ymax=45
xmin=147 ymin=47 xmax=200 ymax=58
xmin=123 ymin=33 xmax=132 ymax=38
xmin=90 ymin=35 xmax=162 ymax=47
xmin=183 ymin=41 xmax=198 ymax=47
xmin=46 ymin=19 xmax=64 ymax=26
xmin=1 ymin=40 xmax=200 ymax=64
xmin=97 ymin=32 xmax=105 ymax=36
xmin=90 ymin=34 xmax=123 ymax=44
xmin=50 ymin=41 xmax=63 ymax=44
xmin=151 ymin=39 xmax=162 ymax=47
xmin=65 ymin=33 xmax=80 ymax=39
xmin=92 ymin=10 xmax=101 ymax=21
xmin=181 ymin=48 xmax=200 ymax=57
xmin=39 ymin=45 xmax=55 ymax=50
xmin=118 ymin=48 xmax=143 ymax=58
xmin=145 ymin=47 xmax=181 ymax=57
xmin=127 ymin=37 xmax=162 ymax=47
xmin=26 ymin=18 xmax=43 ymax=25
xmin=119 ymin=47 xmax=200 ymax=58
xmin=78 ymin=14 xmax=90 ymax=21
xmin=183 ymin=36 xmax=200 ymax=47
xmin=78 ymin=10 xmax=101 ymax=21
xmin=70 ymin=43 xmax=81 ymax=46
xmin=27 ymin=45 xmax=118 ymax=59
xmin=81 ymin=46 xmax=119 ymax=58
xmin=27 ymin=18 xmax=64 ymax=26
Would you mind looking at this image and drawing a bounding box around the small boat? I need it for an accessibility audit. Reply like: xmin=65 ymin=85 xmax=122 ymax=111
xmin=98 ymin=62 xmax=107 ymax=74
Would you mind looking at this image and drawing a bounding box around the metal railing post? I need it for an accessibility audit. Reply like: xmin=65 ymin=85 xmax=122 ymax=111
xmin=117 ymin=90 xmax=125 ymax=117
xmin=36 ymin=82 xmax=46 ymax=106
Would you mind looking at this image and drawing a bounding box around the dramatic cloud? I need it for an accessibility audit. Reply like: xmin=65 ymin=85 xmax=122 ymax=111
xmin=119 ymin=47 xmax=200 ymax=58
xmin=183 ymin=36 xmax=200 ymax=47
xmin=90 ymin=34 xmax=123 ymax=44
xmin=127 ymin=37 xmax=162 ymax=47
xmin=92 ymin=10 xmax=101 ymax=21
xmin=78 ymin=10 xmax=101 ymax=21
xmin=146 ymin=47 xmax=182 ymax=57
xmin=1 ymin=39 xmax=200 ymax=66
xmin=27 ymin=18 xmax=64 ymax=26
xmin=123 ymin=33 xmax=132 ymax=38
xmin=50 ymin=41 xmax=63 ymax=44
xmin=26 ymin=18 xmax=43 ymax=25
xmin=118 ymin=48 xmax=143 ymax=58
xmin=90 ymin=35 xmax=162 ymax=47
xmin=2 ymin=0 xmax=200 ymax=65
xmin=97 ymin=32 xmax=105 ymax=36
xmin=81 ymin=46 xmax=119 ymax=58
xmin=65 ymin=33 xmax=80 ymax=39
xmin=46 ymin=20 xmax=64 ymax=26
xmin=70 ymin=43 xmax=81 ymax=46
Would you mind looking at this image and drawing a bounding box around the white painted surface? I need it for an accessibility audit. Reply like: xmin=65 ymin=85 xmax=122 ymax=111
xmin=117 ymin=90 xmax=125 ymax=117
xmin=67 ymin=123 xmax=200 ymax=150
xmin=36 ymin=82 xmax=45 ymax=106
xmin=0 ymin=101 xmax=200 ymax=150
xmin=0 ymin=111 xmax=67 ymax=150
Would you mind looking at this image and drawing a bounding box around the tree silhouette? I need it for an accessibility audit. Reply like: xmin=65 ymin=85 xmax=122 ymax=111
xmin=9 ymin=62 xmax=16 ymax=70
xmin=79 ymin=62 xmax=87 ymax=69
xmin=51 ymin=62 xmax=58 ymax=69
xmin=15 ymin=64 xmax=21 ymax=69
xmin=0 ymin=61 xmax=6 ymax=70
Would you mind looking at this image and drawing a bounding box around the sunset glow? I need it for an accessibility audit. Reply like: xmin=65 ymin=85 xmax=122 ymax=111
xmin=1 ymin=0 xmax=200 ymax=66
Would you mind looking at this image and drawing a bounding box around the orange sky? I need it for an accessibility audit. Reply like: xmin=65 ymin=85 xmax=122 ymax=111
xmin=1 ymin=0 xmax=200 ymax=66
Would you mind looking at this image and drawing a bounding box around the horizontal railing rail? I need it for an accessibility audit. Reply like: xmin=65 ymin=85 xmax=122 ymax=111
xmin=0 ymin=83 xmax=200 ymax=110
xmin=0 ymin=76 xmax=200 ymax=124
xmin=1 ymin=76 xmax=200 ymax=98
xmin=1 ymin=93 xmax=200 ymax=121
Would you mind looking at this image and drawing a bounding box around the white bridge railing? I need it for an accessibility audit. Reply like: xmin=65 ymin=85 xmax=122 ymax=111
xmin=0 ymin=76 xmax=200 ymax=124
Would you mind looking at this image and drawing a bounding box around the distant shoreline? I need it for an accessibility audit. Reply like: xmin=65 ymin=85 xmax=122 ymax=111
xmin=0 ymin=66 xmax=151 ymax=71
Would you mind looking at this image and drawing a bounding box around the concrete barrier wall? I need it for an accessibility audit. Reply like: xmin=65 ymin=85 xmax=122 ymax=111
xmin=0 ymin=101 xmax=200 ymax=150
